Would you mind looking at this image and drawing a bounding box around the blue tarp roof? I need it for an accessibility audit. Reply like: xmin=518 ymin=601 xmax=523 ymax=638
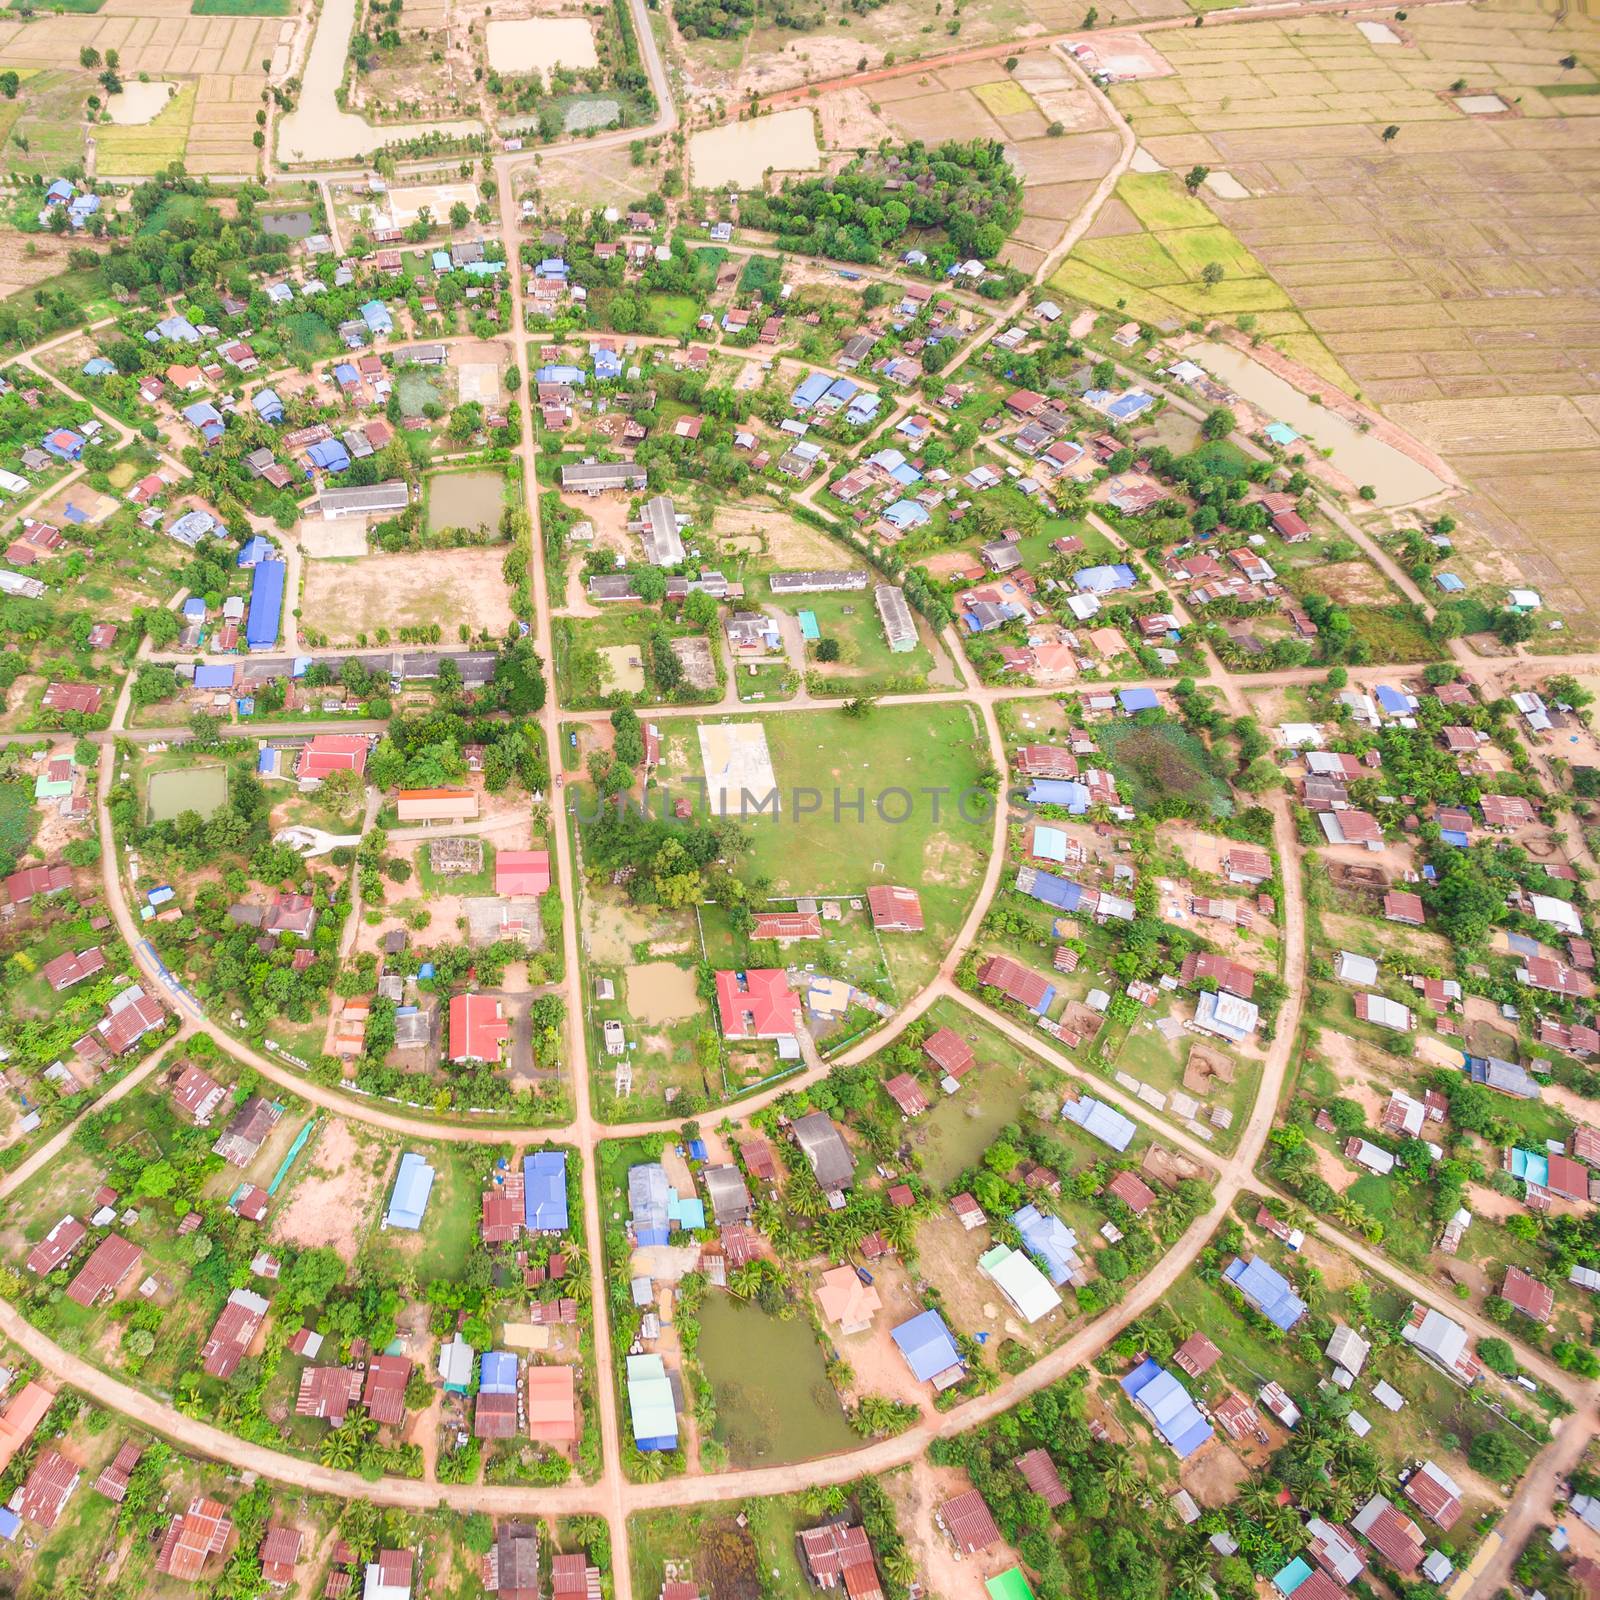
xmin=194 ymin=664 xmax=235 ymax=689
xmin=0 ymin=1506 xmax=18 ymax=1541
xmin=1119 ymin=687 xmax=1159 ymax=712
xmin=1223 ymin=1255 xmax=1307 ymax=1331
xmin=1375 ymin=685 xmax=1410 ymax=714
xmin=688 ymin=1138 xmax=708 ymax=1161
xmin=1440 ymin=829 xmax=1469 ymax=848
xmin=892 ymin=1309 xmax=961 ymax=1382
xmin=385 ymin=1151 xmax=435 ymax=1229
xmin=246 ymin=559 xmax=285 ymax=651
xmin=524 ymin=1150 xmax=569 ymax=1231
xmin=1028 ymin=779 xmax=1091 ymax=814
xmin=1120 ymin=1358 xmax=1213 ymax=1459
xmin=480 ymin=1350 xmax=518 ymax=1394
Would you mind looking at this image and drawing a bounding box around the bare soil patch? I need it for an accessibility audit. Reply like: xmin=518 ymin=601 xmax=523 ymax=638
xmin=272 ymin=1117 xmax=386 ymax=1262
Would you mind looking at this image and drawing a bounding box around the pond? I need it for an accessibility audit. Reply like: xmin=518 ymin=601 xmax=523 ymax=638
xmin=426 ymin=470 xmax=505 ymax=538
xmin=106 ymin=81 xmax=177 ymax=126
xmin=912 ymin=1062 xmax=1030 ymax=1188
xmin=147 ymin=765 xmax=228 ymax=824
xmin=696 ymin=1293 xmax=857 ymax=1467
xmin=263 ymin=210 xmax=315 ymax=239
xmin=1188 ymin=340 xmax=1447 ymax=508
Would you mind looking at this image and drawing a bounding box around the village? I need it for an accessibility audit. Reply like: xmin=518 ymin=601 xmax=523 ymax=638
xmin=1 ymin=0 xmax=1600 ymax=1597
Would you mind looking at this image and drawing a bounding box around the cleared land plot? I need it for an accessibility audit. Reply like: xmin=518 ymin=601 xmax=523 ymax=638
xmin=485 ymin=17 xmax=597 ymax=74
xmin=301 ymin=547 xmax=513 ymax=643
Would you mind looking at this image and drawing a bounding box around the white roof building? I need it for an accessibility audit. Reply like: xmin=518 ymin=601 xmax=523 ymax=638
xmin=1336 ymin=952 xmax=1379 ymax=986
xmin=977 ymin=1243 xmax=1062 ymax=1324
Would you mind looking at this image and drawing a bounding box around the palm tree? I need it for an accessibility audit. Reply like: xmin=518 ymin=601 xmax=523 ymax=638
xmin=1101 ymin=1453 xmax=1140 ymax=1498
xmin=1174 ymin=1553 xmax=1211 ymax=1598
xmin=1237 ymin=1480 xmax=1278 ymax=1522
xmin=788 ymin=1175 xmax=826 ymax=1219
xmin=321 ymin=1427 xmax=358 ymax=1470
xmin=568 ymin=1515 xmax=606 ymax=1552
xmin=728 ymin=1262 xmax=765 ymax=1300
xmin=633 ymin=1449 xmax=667 ymax=1483
xmin=883 ymin=1550 xmax=918 ymax=1589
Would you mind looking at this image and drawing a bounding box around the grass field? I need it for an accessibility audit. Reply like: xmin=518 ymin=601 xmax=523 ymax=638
xmin=973 ymin=79 xmax=1035 ymax=117
xmin=0 ymin=779 xmax=34 ymax=867
xmin=761 ymin=582 xmax=938 ymax=693
xmin=1 ymin=71 xmax=90 ymax=176
xmin=661 ymin=702 xmax=989 ymax=993
xmin=95 ymin=82 xmax=195 ymax=176
xmin=192 ymin=0 xmax=291 ymax=10
xmin=8 ymin=0 xmax=104 ymax=9
xmin=645 ymin=292 xmax=698 ymax=337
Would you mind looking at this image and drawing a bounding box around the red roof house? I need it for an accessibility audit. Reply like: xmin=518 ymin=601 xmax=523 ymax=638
xmin=449 ymin=994 xmax=511 ymax=1063
xmin=65 ymin=1234 xmax=140 ymax=1306
xmin=26 ymin=1215 xmax=86 ymax=1275
xmin=922 ymin=1026 xmax=975 ymax=1078
xmin=714 ymin=969 xmax=801 ymax=1039
xmin=1500 ymin=1265 xmax=1554 ymax=1324
xmin=297 ymin=735 xmax=369 ymax=782
xmin=867 ymin=885 xmax=924 ymax=933
xmin=495 ymin=850 xmax=551 ymax=897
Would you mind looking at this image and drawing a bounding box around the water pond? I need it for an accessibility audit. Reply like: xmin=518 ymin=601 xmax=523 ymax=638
xmin=262 ymin=210 xmax=315 ymax=239
xmin=426 ymin=470 xmax=505 ymax=537
xmin=697 ymin=1292 xmax=856 ymax=1467
xmin=147 ymin=765 xmax=229 ymax=823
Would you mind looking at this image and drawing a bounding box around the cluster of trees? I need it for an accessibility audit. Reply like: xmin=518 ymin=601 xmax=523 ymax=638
xmin=739 ymin=139 xmax=1025 ymax=265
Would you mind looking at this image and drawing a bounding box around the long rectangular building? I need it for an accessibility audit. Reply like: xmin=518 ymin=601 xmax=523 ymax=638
xmin=316 ymin=480 xmax=409 ymax=520
xmin=874 ymin=585 xmax=918 ymax=652
xmin=562 ymin=461 xmax=646 ymax=494
xmin=768 ymin=570 xmax=869 ymax=593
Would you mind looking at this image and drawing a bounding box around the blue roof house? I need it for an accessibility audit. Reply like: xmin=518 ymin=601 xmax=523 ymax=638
xmin=67 ymin=193 xmax=100 ymax=228
xmin=882 ymin=500 xmax=929 ymax=532
xmin=181 ymin=401 xmax=224 ymax=444
xmin=237 ymin=535 xmax=273 ymax=568
xmin=1435 ymin=572 xmax=1465 ymax=593
xmin=182 ymin=597 xmax=206 ymax=622
xmin=867 ymin=447 xmax=921 ymax=486
xmin=1014 ymin=865 xmax=1087 ymax=912
xmin=1223 ymin=1255 xmax=1308 ymax=1331
xmin=1011 ymin=1204 xmax=1081 ymax=1285
xmin=152 ymin=314 xmax=201 ymax=344
xmin=385 ymin=1152 xmax=436 ymax=1230
xmin=358 ymin=299 xmax=393 ymax=335
xmin=1119 ymin=687 xmax=1159 ymax=714
xmin=42 ymin=428 xmax=85 ymax=461
xmin=537 ymin=364 xmax=586 ymax=385
xmin=523 ymin=1150 xmax=569 ymax=1232
xmin=591 ymin=346 xmax=623 ymax=380
xmin=195 ymin=664 xmax=235 ymax=689
xmin=82 ymin=356 xmax=115 ymax=377
xmin=265 ymin=281 xmax=294 ymax=305
xmin=824 ymin=377 xmax=858 ymax=404
xmin=791 ymin=372 xmax=831 ymax=411
xmin=1061 ymin=1095 xmax=1137 ymax=1152
xmin=432 ymin=249 xmax=452 ymax=272
xmin=306 ymin=438 xmax=351 ymax=473
xmin=1264 ymin=421 xmax=1299 ymax=447
xmin=246 ymin=559 xmax=285 ymax=651
xmin=1120 ymin=1358 xmax=1213 ymax=1458
xmin=891 ymin=1310 xmax=962 ymax=1383
xmin=1027 ymin=779 xmax=1091 ymax=813
xmin=480 ymin=1351 xmax=519 ymax=1395
xmin=1075 ymin=564 xmax=1137 ymax=594
xmin=845 ymin=393 xmax=881 ymax=426
xmin=629 ymin=1163 xmax=672 ymax=1246
xmin=45 ymin=178 xmax=74 ymax=204
xmin=252 ymin=388 xmax=285 ymax=424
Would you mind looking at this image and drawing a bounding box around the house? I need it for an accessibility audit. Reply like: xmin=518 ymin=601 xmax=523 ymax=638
xmin=874 ymin=585 xmax=919 ymax=652
xmin=317 ymin=481 xmax=410 ymax=520
xmin=15 ymin=1449 xmax=80 ymax=1529
xmin=26 ymin=1215 xmax=86 ymax=1275
xmin=384 ymin=1152 xmax=435 ymax=1230
xmin=891 ymin=1309 xmax=963 ymax=1386
xmin=939 ymin=1490 xmax=1002 ymax=1554
xmin=364 ymin=1550 xmax=415 ymax=1600
xmin=1061 ymin=1095 xmax=1137 ymax=1152
xmin=1481 ymin=793 xmax=1537 ymax=830
xmin=200 ymin=1288 xmax=270 ymax=1380
xmin=816 ymin=1264 xmax=881 ymax=1334
xmin=41 ymin=681 xmax=103 ymax=717
xmin=1106 ymin=1170 xmax=1156 ymax=1214
xmin=260 ymin=1523 xmax=304 ymax=1589
xmin=1119 ymin=1358 xmax=1212 ymax=1459
xmin=93 ymin=1442 xmax=143 ymax=1503
xmin=155 ymin=1497 xmax=233 ymax=1580
xmin=1383 ymin=891 xmax=1426 ymax=926
xmin=391 ymin=784 xmax=479 ymax=826
xmin=65 ymin=1235 xmax=140 ymax=1307
xmin=1403 ymin=1461 xmax=1462 ymax=1530
xmin=884 ymin=1073 xmax=930 ymax=1118
xmin=364 ymin=1354 xmax=411 ymax=1425
xmin=42 ymin=947 xmax=105 ymax=991
xmin=1326 ymin=1324 xmax=1370 ymax=1379
xmin=1501 ymin=1265 xmax=1555 ymax=1324
xmin=525 ymin=1150 xmax=569 ymax=1231
xmin=298 ymin=734 xmax=369 ymax=783
xmin=702 ymin=1163 xmax=751 ymax=1227
xmin=1179 ymin=951 xmax=1255 ymax=999
xmin=714 ymin=969 xmax=801 ymax=1041
xmin=1351 ymin=1496 xmax=1424 ymax=1575
xmin=1011 ymin=1205 xmax=1082 ymax=1284
xmin=626 ymin=1353 xmax=678 ymax=1451
xmin=449 ymin=994 xmax=511 ymax=1063
xmin=297 ymin=1364 xmax=364 ymax=1423
xmin=638 ymin=495 xmax=685 ymax=566
xmin=1400 ymin=1304 xmax=1481 ymax=1383
xmin=0 ymin=1382 xmax=53 ymax=1473
xmin=1222 ymin=1255 xmax=1307 ymax=1330
xmin=1354 ymin=993 xmax=1412 ymax=1032
xmin=212 ymin=1095 xmax=281 ymax=1165
xmin=1225 ymin=847 xmax=1272 ymax=885
xmin=978 ymin=1243 xmax=1061 ymax=1323
xmin=525 ymin=1366 xmax=578 ymax=1445
xmin=751 ymin=911 xmax=822 ymax=942
xmin=923 ymin=1026 xmax=974 ymax=1080
xmin=1171 ymin=1333 xmax=1221 ymax=1379
xmin=562 ymin=461 xmax=648 ymax=494
xmin=1305 ymin=1521 xmax=1365 ymax=1587
xmin=867 ymin=885 xmax=923 ymax=933
xmin=977 ymin=954 xmax=1055 ymax=1014
xmin=791 ymin=1111 xmax=854 ymax=1193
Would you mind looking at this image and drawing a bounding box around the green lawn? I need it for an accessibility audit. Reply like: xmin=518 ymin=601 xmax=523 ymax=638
xmin=394 ymin=1144 xmax=484 ymax=1284
xmin=415 ymin=838 xmax=497 ymax=897
xmin=645 ymin=292 xmax=698 ymax=337
xmin=761 ymin=583 xmax=937 ymax=694
xmin=9 ymin=0 xmax=104 ymax=9
xmin=659 ymin=702 xmax=989 ymax=994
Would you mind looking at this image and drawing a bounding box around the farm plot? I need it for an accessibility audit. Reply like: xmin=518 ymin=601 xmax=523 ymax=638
xmin=94 ymin=81 xmax=194 ymax=174
xmin=1102 ymin=4 xmax=1600 ymax=628
xmin=301 ymin=547 xmax=514 ymax=643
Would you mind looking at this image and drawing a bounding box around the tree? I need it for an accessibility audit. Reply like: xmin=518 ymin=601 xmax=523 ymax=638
xmin=1475 ymin=1338 xmax=1516 ymax=1377
xmin=1201 ymin=406 xmax=1236 ymax=441
xmin=1184 ymin=164 xmax=1210 ymax=193
xmin=816 ymin=637 xmax=841 ymax=663
xmin=318 ymin=767 xmax=364 ymax=818
xmin=0 ymin=71 xmax=18 ymax=98
xmin=1381 ymin=124 xmax=1400 ymax=141
xmin=1466 ymin=1430 xmax=1524 ymax=1481
xmin=449 ymin=201 xmax=471 ymax=228
xmin=80 ymin=45 xmax=101 ymax=67
xmin=1200 ymin=261 xmax=1225 ymax=290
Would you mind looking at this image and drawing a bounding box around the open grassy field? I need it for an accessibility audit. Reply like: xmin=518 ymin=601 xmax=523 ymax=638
xmin=193 ymin=0 xmax=291 ymax=11
xmin=302 ymin=547 xmax=513 ymax=644
xmin=761 ymin=581 xmax=940 ymax=694
xmin=94 ymin=81 xmax=195 ymax=176
xmin=657 ymin=702 xmax=989 ymax=993
xmin=0 ymin=69 xmax=89 ymax=176
xmin=1101 ymin=2 xmax=1600 ymax=632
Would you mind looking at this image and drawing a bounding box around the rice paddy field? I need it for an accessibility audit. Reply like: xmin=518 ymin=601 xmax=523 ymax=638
xmin=1103 ymin=0 xmax=1600 ymax=629
xmin=0 ymin=1 xmax=290 ymax=175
